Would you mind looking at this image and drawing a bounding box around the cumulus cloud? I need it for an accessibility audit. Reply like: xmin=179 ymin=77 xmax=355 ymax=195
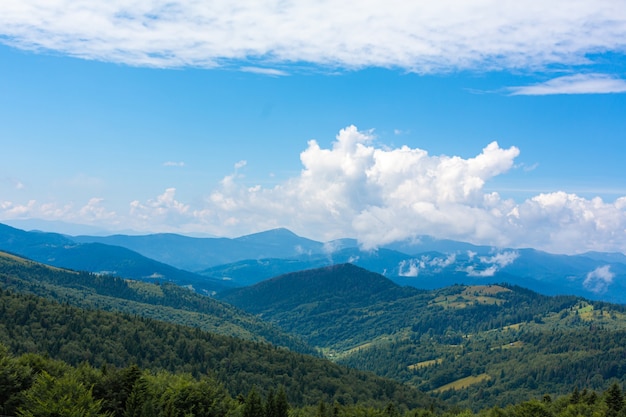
xmin=129 ymin=188 xmax=190 ymax=229
xmin=1 ymin=1 xmax=625 ymax=73
xmin=583 ymin=265 xmax=615 ymax=294
xmin=0 ymin=198 xmax=116 ymax=225
xmin=2 ymin=126 xmax=626 ymax=255
xmin=179 ymin=126 xmax=624 ymax=254
xmin=508 ymin=73 xmax=626 ymax=95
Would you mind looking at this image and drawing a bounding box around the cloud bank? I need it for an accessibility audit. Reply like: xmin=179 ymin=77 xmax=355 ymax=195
xmin=1 ymin=1 xmax=626 ymax=73
xmin=2 ymin=126 xmax=626 ymax=254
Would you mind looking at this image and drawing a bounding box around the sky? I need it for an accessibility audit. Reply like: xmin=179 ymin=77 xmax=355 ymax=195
xmin=0 ymin=0 xmax=625 ymax=255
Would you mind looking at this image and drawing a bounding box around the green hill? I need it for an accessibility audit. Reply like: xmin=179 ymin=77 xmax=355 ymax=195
xmin=0 ymin=250 xmax=313 ymax=354
xmin=0 ymin=285 xmax=435 ymax=410
xmin=0 ymin=223 xmax=228 ymax=293
xmin=219 ymin=264 xmax=626 ymax=410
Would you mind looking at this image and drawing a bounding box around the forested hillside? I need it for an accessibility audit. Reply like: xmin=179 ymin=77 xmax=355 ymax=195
xmin=0 ymin=251 xmax=313 ymax=353
xmin=0 ymin=223 xmax=228 ymax=293
xmin=0 ymin=287 xmax=435 ymax=411
xmin=221 ymin=264 xmax=626 ymax=410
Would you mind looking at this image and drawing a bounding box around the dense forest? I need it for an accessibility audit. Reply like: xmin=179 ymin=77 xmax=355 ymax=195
xmin=3 ymin=253 xmax=626 ymax=415
xmin=0 ymin=251 xmax=314 ymax=354
xmin=2 ymin=344 xmax=626 ymax=417
xmin=222 ymin=264 xmax=626 ymax=409
xmin=0 ymin=286 xmax=434 ymax=410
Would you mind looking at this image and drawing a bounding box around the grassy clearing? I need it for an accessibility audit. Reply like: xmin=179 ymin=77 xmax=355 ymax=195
xmin=431 ymin=373 xmax=491 ymax=393
xmin=431 ymin=285 xmax=510 ymax=309
xmin=408 ymin=358 xmax=443 ymax=370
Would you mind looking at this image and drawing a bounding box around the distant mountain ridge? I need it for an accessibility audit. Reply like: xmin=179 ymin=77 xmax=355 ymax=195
xmin=0 ymin=223 xmax=228 ymax=293
xmin=73 ymin=227 xmax=326 ymax=271
xmin=0 ymin=250 xmax=314 ymax=354
xmin=2 ymin=222 xmax=626 ymax=303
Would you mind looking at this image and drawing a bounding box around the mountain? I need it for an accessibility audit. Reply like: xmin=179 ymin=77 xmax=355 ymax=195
xmin=0 ymin=223 xmax=227 ymax=293
xmin=4 ymin=222 xmax=626 ymax=303
xmin=0 ymin=284 xmax=434 ymax=410
xmin=0 ymin=250 xmax=313 ymax=353
xmin=207 ymin=245 xmax=626 ymax=303
xmin=199 ymin=247 xmax=413 ymax=286
xmin=73 ymin=227 xmax=326 ymax=271
xmin=220 ymin=264 xmax=626 ymax=410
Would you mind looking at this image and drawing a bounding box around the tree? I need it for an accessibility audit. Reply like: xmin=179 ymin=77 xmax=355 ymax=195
xmin=274 ymin=386 xmax=290 ymax=417
xmin=18 ymin=370 xmax=107 ymax=417
xmin=0 ymin=344 xmax=33 ymax=416
xmin=243 ymin=387 xmax=265 ymax=417
xmin=605 ymin=383 xmax=624 ymax=417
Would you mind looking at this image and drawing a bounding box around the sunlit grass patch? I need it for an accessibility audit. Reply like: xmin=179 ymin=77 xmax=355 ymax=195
xmin=431 ymin=373 xmax=491 ymax=393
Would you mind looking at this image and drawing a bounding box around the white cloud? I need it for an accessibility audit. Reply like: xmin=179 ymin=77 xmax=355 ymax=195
xmin=1 ymin=1 xmax=625 ymax=72
xmin=77 ymin=198 xmax=117 ymax=222
xmin=583 ymin=265 xmax=615 ymax=294
xmin=465 ymin=250 xmax=519 ymax=277
xmin=2 ymin=126 xmax=626 ymax=255
xmin=163 ymin=161 xmax=185 ymax=167
xmin=240 ymin=67 xmax=289 ymax=77
xmin=0 ymin=198 xmax=116 ymax=226
xmin=398 ymin=259 xmax=421 ymax=277
xmin=398 ymin=253 xmax=457 ymax=277
xmin=182 ymin=126 xmax=625 ymax=254
xmin=2 ymin=177 xmax=25 ymax=190
xmin=129 ymin=188 xmax=190 ymax=230
xmin=508 ymin=73 xmax=626 ymax=95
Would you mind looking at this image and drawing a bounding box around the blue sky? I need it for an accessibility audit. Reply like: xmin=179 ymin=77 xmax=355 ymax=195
xmin=1 ymin=0 xmax=625 ymax=255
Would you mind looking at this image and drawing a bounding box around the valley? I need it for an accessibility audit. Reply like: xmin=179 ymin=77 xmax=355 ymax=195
xmin=1 ymin=222 xmax=626 ymax=415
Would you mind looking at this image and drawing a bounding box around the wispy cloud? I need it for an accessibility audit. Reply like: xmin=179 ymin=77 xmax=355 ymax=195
xmin=398 ymin=253 xmax=457 ymax=277
xmin=583 ymin=265 xmax=615 ymax=293
xmin=465 ymin=251 xmax=519 ymax=277
xmin=508 ymin=73 xmax=626 ymax=95
xmin=163 ymin=161 xmax=186 ymax=167
xmin=240 ymin=67 xmax=289 ymax=77
xmin=1 ymin=1 xmax=625 ymax=72
xmin=2 ymin=177 xmax=25 ymax=190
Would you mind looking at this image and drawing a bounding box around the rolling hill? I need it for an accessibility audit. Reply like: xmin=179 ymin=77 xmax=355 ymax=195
xmin=0 ymin=286 xmax=435 ymax=410
xmin=0 ymin=223 xmax=228 ymax=293
xmin=5 ymin=222 xmax=626 ymax=303
xmin=72 ymin=227 xmax=326 ymax=271
xmin=220 ymin=263 xmax=626 ymax=410
xmin=0 ymin=250 xmax=312 ymax=353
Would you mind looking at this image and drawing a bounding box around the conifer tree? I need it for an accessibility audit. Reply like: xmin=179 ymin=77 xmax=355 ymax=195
xmin=605 ymin=383 xmax=624 ymax=417
xmin=244 ymin=387 xmax=264 ymax=417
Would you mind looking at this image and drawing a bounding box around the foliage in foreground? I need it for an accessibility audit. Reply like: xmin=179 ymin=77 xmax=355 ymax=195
xmin=2 ymin=344 xmax=626 ymax=417
xmin=0 ymin=286 xmax=432 ymax=410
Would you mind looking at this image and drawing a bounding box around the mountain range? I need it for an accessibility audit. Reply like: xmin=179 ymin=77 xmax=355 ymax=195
xmin=2 ymin=222 xmax=624 ymax=304
xmin=218 ymin=263 xmax=626 ymax=409
xmin=3 ymin=250 xmax=626 ymax=411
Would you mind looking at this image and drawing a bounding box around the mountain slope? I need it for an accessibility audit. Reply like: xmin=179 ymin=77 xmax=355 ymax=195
xmin=219 ymin=264 xmax=626 ymax=410
xmin=0 ymin=287 xmax=435 ymax=409
xmin=0 ymin=223 xmax=227 ymax=293
xmin=0 ymin=251 xmax=313 ymax=354
xmin=73 ymin=228 xmax=325 ymax=271
xmin=211 ymin=243 xmax=626 ymax=303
